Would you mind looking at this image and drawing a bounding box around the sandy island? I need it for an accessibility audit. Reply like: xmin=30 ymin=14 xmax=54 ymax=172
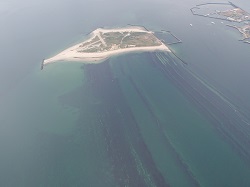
xmin=44 ymin=26 xmax=170 ymax=65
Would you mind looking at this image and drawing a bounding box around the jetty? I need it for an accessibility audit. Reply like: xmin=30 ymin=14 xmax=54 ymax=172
xmin=155 ymin=30 xmax=182 ymax=45
xmin=127 ymin=24 xmax=149 ymax=31
xmin=41 ymin=59 xmax=44 ymax=70
xmin=168 ymin=48 xmax=187 ymax=65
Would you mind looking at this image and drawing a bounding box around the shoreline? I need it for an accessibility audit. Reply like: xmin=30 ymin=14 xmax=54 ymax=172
xmin=44 ymin=26 xmax=170 ymax=65
xmin=44 ymin=44 xmax=169 ymax=65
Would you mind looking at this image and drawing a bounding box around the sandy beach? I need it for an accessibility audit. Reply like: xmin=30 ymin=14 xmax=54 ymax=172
xmin=44 ymin=26 xmax=170 ymax=65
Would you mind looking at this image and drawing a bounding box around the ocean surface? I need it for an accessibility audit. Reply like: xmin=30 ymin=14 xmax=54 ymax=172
xmin=1 ymin=0 xmax=250 ymax=186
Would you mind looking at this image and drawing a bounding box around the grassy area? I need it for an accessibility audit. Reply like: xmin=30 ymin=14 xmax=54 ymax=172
xmin=79 ymin=36 xmax=100 ymax=48
xmin=121 ymin=33 xmax=161 ymax=48
xmin=78 ymin=31 xmax=162 ymax=53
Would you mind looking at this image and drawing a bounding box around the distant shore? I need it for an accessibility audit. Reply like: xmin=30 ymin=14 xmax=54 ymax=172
xmin=44 ymin=26 xmax=170 ymax=65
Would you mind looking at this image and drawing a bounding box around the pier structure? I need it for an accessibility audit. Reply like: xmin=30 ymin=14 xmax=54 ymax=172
xmin=159 ymin=30 xmax=182 ymax=45
xmin=127 ymin=24 xmax=149 ymax=31
xmin=228 ymin=1 xmax=238 ymax=8
xmin=196 ymin=2 xmax=233 ymax=7
xmin=41 ymin=59 xmax=44 ymax=70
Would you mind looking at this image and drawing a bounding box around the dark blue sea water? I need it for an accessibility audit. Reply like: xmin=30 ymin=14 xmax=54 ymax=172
xmin=1 ymin=0 xmax=250 ymax=186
